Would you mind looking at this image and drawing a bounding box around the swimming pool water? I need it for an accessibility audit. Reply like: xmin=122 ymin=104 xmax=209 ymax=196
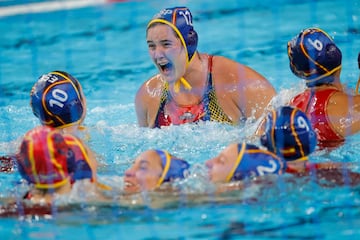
xmin=0 ymin=0 xmax=360 ymax=239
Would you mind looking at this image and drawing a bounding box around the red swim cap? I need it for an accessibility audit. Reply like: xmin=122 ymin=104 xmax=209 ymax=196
xmin=16 ymin=126 xmax=70 ymax=189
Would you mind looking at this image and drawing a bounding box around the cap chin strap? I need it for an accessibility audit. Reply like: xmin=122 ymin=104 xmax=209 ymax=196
xmin=155 ymin=151 xmax=172 ymax=188
xmin=225 ymin=143 xmax=246 ymax=182
xmin=148 ymin=19 xmax=194 ymax=94
xmin=174 ymin=77 xmax=192 ymax=93
xmin=304 ymin=65 xmax=341 ymax=85
xmin=174 ymin=51 xmax=199 ymax=93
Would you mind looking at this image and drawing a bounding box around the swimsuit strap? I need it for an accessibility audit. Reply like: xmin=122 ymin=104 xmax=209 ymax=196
xmin=154 ymin=82 xmax=169 ymax=127
xmin=167 ymin=55 xmax=214 ymax=106
xmin=200 ymin=55 xmax=214 ymax=121
xmin=154 ymin=54 xmax=235 ymax=126
xmin=205 ymin=55 xmax=240 ymax=123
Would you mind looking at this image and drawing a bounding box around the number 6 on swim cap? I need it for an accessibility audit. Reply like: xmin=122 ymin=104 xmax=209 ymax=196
xmin=30 ymin=71 xmax=85 ymax=128
xmin=287 ymin=28 xmax=342 ymax=87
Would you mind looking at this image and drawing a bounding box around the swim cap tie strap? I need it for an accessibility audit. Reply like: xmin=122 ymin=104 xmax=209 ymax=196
xmin=155 ymin=150 xmax=172 ymax=187
xmin=174 ymin=77 xmax=192 ymax=93
xmin=225 ymin=142 xmax=246 ymax=182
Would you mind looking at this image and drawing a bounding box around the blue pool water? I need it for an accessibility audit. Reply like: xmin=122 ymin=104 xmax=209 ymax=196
xmin=0 ymin=0 xmax=360 ymax=239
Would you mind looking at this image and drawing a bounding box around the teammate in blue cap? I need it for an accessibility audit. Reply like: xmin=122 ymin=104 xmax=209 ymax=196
xmin=2 ymin=71 xmax=90 ymax=173
xmin=2 ymin=71 xmax=91 ymax=173
xmin=135 ymin=6 xmax=276 ymax=128
xmin=206 ymin=142 xmax=285 ymax=184
xmin=260 ymin=106 xmax=360 ymax=185
xmin=206 ymin=106 xmax=316 ymax=184
xmin=30 ymin=70 xmax=87 ymax=135
xmin=207 ymin=106 xmax=360 ymax=186
xmin=30 ymin=70 xmax=99 ymax=176
xmin=260 ymin=106 xmax=318 ymax=172
xmin=287 ymin=27 xmax=360 ymax=148
xmin=124 ymin=149 xmax=190 ymax=193
xmin=15 ymin=126 xmax=110 ymax=205
xmin=206 ymin=106 xmax=316 ymax=183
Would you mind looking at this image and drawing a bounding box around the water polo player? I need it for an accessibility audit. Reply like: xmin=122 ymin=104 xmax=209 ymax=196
xmin=16 ymin=126 xmax=108 ymax=205
xmin=205 ymin=142 xmax=285 ymax=184
xmin=135 ymin=6 xmax=276 ymax=127
xmin=288 ymin=28 xmax=360 ymax=147
xmin=260 ymin=106 xmax=360 ymax=185
xmin=124 ymin=149 xmax=190 ymax=193
xmin=260 ymin=106 xmax=317 ymax=164
xmin=30 ymin=70 xmax=87 ymax=135
xmin=30 ymin=70 xmax=98 ymax=167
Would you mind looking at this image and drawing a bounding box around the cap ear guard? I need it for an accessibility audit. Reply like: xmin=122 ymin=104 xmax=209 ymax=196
xmin=186 ymin=29 xmax=198 ymax=62
xmin=16 ymin=143 xmax=32 ymax=183
xmin=225 ymin=143 xmax=247 ymax=182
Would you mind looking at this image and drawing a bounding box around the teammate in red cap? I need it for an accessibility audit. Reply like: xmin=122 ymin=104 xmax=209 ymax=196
xmin=15 ymin=126 xmax=110 ymax=205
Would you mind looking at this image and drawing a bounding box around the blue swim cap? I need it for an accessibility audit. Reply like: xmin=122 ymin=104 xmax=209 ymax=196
xmin=287 ymin=28 xmax=342 ymax=87
xmin=155 ymin=150 xmax=190 ymax=187
xmin=148 ymin=6 xmax=198 ymax=63
xmin=260 ymin=106 xmax=317 ymax=161
xmin=30 ymin=71 xmax=85 ymax=128
xmin=227 ymin=143 xmax=285 ymax=182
